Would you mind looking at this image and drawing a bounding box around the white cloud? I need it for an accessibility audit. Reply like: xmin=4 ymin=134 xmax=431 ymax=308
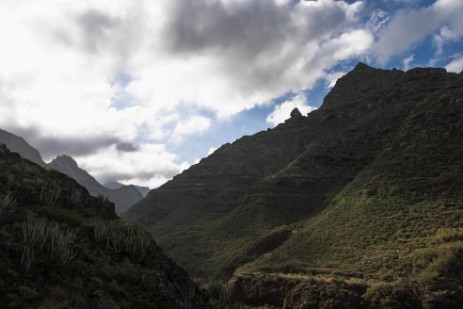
xmin=172 ymin=116 xmax=212 ymax=143
xmin=434 ymin=26 xmax=460 ymax=56
xmin=403 ymin=54 xmax=415 ymax=71
xmin=78 ymin=143 xmax=189 ymax=189
xmin=266 ymin=94 xmax=317 ymax=127
xmin=374 ymin=0 xmax=463 ymax=64
xmin=445 ymin=56 xmax=463 ymax=73
xmin=208 ymin=146 xmax=218 ymax=156
xmin=324 ymin=71 xmax=347 ymax=88
xmin=0 ymin=0 xmax=376 ymax=187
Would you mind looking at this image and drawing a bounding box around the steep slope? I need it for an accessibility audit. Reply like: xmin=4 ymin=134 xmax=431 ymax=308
xmin=125 ymin=63 xmax=463 ymax=301
xmin=49 ymin=155 xmax=143 ymax=215
xmin=0 ymin=129 xmax=46 ymax=167
xmin=233 ymin=68 xmax=463 ymax=308
xmin=0 ymin=144 xmax=210 ymax=308
xmin=271 ymin=68 xmax=463 ymax=277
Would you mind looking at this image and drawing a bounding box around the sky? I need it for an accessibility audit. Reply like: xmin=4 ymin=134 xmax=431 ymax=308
xmin=0 ymin=0 xmax=462 ymax=189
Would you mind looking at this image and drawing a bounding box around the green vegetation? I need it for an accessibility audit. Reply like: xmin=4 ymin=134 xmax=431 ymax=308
xmin=94 ymin=220 xmax=151 ymax=262
xmin=21 ymin=218 xmax=77 ymax=273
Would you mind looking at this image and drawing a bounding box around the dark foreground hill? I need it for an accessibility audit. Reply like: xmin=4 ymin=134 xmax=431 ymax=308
xmin=0 ymin=144 xmax=209 ymax=308
xmin=124 ymin=63 xmax=463 ymax=307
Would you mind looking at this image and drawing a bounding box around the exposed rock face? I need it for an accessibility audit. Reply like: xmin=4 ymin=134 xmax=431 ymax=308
xmin=124 ymin=61 xmax=463 ymax=302
xmin=49 ymin=155 xmax=143 ymax=215
xmin=0 ymin=144 xmax=210 ymax=308
xmin=0 ymin=129 xmax=46 ymax=167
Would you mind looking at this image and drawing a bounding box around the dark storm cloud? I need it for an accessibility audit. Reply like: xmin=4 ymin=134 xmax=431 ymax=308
xmin=4 ymin=125 xmax=119 ymax=160
xmin=116 ymin=142 xmax=139 ymax=152
xmin=163 ymin=0 xmax=347 ymax=57
xmin=35 ymin=136 xmax=119 ymax=160
xmin=161 ymin=0 xmax=350 ymax=92
xmin=77 ymin=9 xmax=119 ymax=54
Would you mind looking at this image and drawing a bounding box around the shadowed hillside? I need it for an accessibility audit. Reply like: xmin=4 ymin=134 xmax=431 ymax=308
xmin=0 ymin=144 xmax=209 ymax=308
xmin=124 ymin=63 xmax=463 ymax=307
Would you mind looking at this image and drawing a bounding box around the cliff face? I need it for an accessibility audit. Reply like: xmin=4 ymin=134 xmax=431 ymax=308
xmin=124 ymin=63 xmax=463 ymax=301
xmin=0 ymin=145 xmax=209 ymax=308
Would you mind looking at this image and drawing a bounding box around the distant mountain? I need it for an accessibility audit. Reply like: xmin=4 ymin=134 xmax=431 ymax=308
xmin=124 ymin=63 xmax=463 ymax=307
xmin=0 ymin=129 xmax=144 ymax=215
xmin=105 ymin=181 xmax=150 ymax=197
xmin=48 ymin=155 xmax=143 ymax=215
xmin=0 ymin=144 xmax=210 ymax=308
xmin=0 ymin=129 xmax=46 ymax=167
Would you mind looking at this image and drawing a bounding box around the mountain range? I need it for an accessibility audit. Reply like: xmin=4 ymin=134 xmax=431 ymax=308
xmin=2 ymin=63 xmax=462 ymax=307
xmin=124 ymin=63 xmax=463 ymax=307
xmin=0 ymin=130 xmax=146 ymax=215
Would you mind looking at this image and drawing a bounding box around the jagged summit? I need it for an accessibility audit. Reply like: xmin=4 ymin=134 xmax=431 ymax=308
xmin=50 ymin=154 xmax=78 ymax=168
xmin=290 ymin=107 xmax=303 ymax=118
xmin=352 ymin=61 xmax=373 ymax=71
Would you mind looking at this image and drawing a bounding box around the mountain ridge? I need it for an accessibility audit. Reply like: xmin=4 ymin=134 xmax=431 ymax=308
xmin=124 ymin=63 xmax=463 ymax=306
xmin=0 ymin=129 xmax=46 ymax=167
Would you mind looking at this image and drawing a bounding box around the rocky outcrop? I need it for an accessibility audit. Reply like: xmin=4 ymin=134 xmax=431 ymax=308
xmin=290 ymin=107 xmax=303 ymax=118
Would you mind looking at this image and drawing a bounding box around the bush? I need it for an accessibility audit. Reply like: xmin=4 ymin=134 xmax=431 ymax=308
xmin=21 ymin=218 xmax=77 ymax=273
xmin=412 ymin=242 xmax=463 ymax=284
xmin=0 ymin=193 xmax=15 ymax=216
xmin=93 ymin=220 xmax=151 ymax=262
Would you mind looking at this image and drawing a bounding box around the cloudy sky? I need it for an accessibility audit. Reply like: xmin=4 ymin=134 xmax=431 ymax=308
xmin=0 ymin=0 xmax=462 ymax=188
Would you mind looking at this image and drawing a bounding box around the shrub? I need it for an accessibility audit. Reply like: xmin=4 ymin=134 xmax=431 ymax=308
xmin=208 ymin=281 xmax=230 ymax=306
xmin=39 ymin=206 xmax=83 ymax=226
xmin=94 ymin=220 xmax=151 ymax=262
xmin=21 ymin=218 xmax=77 ymax=273
xmin=0 ymin=193 xmax=15 ymax=216
xmin=412 ymin=242 xmax=463 ymax=284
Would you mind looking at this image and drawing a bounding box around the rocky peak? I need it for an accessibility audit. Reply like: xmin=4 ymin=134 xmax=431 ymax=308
xmin=352 ymin=62 xmax=373 ymax=72
xmin=290 ymin=108 xmax=303 ymax=118
xmin=50 ymin=154 xmax=78 ymax=168
xmin=322 ymin=62 xmax=405 ymax=109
